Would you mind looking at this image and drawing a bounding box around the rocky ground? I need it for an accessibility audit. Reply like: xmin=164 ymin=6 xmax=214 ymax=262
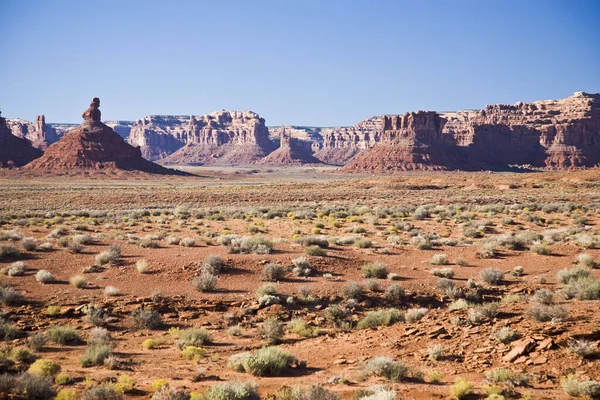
xmin=0 ymin=168 xmax=599 ymax=400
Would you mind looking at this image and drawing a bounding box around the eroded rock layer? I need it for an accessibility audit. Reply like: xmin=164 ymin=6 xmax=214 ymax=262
xmin=24 ymin=99 xmax=184 ymax=175
xmin=258 ymin=127 xmax=321 ymax=165
xmin=0 ymin=114 xmax=43 ymax=167
xmin=344 ymin=92 xmax=600 ymax=171
xmin=158 ymin=111 xmax=275 ymax=165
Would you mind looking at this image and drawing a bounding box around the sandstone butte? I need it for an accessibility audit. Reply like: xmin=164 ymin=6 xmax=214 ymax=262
xmin=342 ymin=91 xmax=600 ymax=171
xmin=23 ymin=98 xmax=186 ymax=175
xmin=0 ymin=110 xmax=43 ymax=167
xmin=256 ymin=126 xmax=321 ymax=165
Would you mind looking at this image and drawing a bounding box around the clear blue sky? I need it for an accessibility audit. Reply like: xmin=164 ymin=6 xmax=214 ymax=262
xmin=1 ymin=0 xmax=599 ymax=126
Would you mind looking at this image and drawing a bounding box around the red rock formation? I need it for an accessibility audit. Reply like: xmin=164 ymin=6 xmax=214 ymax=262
xmin=0 ymin=112 xmax=43 ymax=168
xmin=257 ymin=126 xmax=321 ymax=165
xmin=345 ymin=92 xmax=600 ymax=171
xmin=312 ymin=116 xmax=383 ymax=165
xmin=24 ymin=98 xmax=185 ymax=175
xmin=6 ymin=115 xmax=58 ymax=150
xmin=159 ymin=110 xmax=275 ymax=165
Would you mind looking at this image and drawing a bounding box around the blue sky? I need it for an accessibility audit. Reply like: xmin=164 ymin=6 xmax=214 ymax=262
xmin=1 ymin=0 xmax=599 ymax=126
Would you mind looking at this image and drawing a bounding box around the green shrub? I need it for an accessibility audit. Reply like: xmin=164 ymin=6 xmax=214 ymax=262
xmin=364 ymin=356 xmax=411 ymax=382
xmin=288 ymin=318 xmax=319 ymax=338
xmin=81 ymin=341 xmax=113 ymax=367
xmin=181 ymin=346 xmax=206 ymax=360
xmin=175 ymin=328 xmax=212 ymax=348
xmin=227 ymin=347 xmax=298 ymax=376
xmin=450 ymin=378 xmax=472 ymax=399
xmin=361 ymin=262 xmax=388 ymax=278
xmin=200 ymin=381 xmax=259 ymax=400
xmin=357 ymin=309 xmax=404 ymax=329
xmin=259 ymin=318 xmax=284 ymax=344
xmin=28 ymin=359 xmax=61 ymax=376
xmin=557 ymin=266 xmax=590 ymax=284
xmin=305 ymin=245 xmax=326 ymax=256
xmin=47 ymin=326 xmax=80 ymax=345
xmin=340 ymin=282 xmax=363 ymax=300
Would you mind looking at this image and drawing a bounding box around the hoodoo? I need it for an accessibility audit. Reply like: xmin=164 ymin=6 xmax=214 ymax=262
xmin=24 ymin=98 xmax=186 ymax=175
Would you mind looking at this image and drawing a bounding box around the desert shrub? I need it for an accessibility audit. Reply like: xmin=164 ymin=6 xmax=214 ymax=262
xmin=132 ymin=308 xmax=162 ymax=329
xmin=69 ymin=275 xmax=87 ymax=288
xmin=227 ymin=347 xmax=298 ymax=376
xmin=411 ymin=235 xmax=433 ymax=250
xmin=561 ymin=374 xmax=600 ymax=398
xmin=449 ymin=299 xmax=470 ymax=310
xmin=0 ymin=318 xmax=20 ymax=340
xmin=262 ymin=264 xmax=286 ymax=282
xmin=576 ymin=253 xmax=598 ymax=269
xmin=176 ymin=328 xmax=212 ymax=348
xmin=180 ymin=238 xmax=196 ymax=247
xmin=528 ymin=303 xmax=568 ymax=322
xmin=563 ymin=277 xmax=600 ymax=300
xmin=103 ymin=286 xmax=120 ymax=296
xmin=291 ymin=256 xmax=311 ymax=269
xmin=152 ymin=379 xmax=169 ymax=392
xmin=0 ymin=244 xmax=20 ymax=260
xmin=7 ymin=261 xmax=26 ymax=277
xmin=557 ymin=266 xmax=591 ymax=284
xmin=136 ymin=259 xmax=150 ymax=274
xmin=258 ymin=294 xmax=280 ymax=307
xmin=469 ymin=302 xmax=499 ymax=323
xmin=530 ymin=242 xmax=552 ymax=255
xmin=485 ymin=368 xmax=529 ymax=387
xmin=427 ymin=371 xmax=445 ymax=383
xmin=227 ymin=236 xmax=273 ymax=254
xmin=200 ymin=381 xmax=260 ymax=400
xmin=364 ymin=356 xmax=411 ymax=382
xmin=305 ymin=245 xmax=326 ymax=256
xmin=35 ymin=270 xmax=55 ymax=284
xmin=491 ymin=327 xmax=520 ymax=344
xmin=28 ymin=359 xmax=61 ymax=376
xmin=532 ymin=289 xmax=554 ymax=305
xmin=82 ymin=384 xmax=124 ymax=400
xmin=257 ymin=283 xmax=277 ymax=297
xmin=274 ymin=385 xmax=340 ymax=400
xmin=15 ymin=373 xmax=56 ymax=400
xmin=567 ymin=339 xmax=597 ymax=358
xmin=0 ymin=285 xmax=24 ymax=306
xmin=384 ymin=283 xmax=404 ymax=301
xmin=480 ymin=268 xmax=503 ymax=285
xmin=39 ymin=242 xmax=53 ymax=251
xmin=143 ymin=339 xmax=158 ymax=350
xmin=54 ymin=374 xmax=69 ymax=385
xmin=67 ymin=242 xmax=85 ymax=254
xmin=94 ymin=245 xmax=120 ymax=266
xmin=430 ymin=254 xmax=449 ymax=265
xmin=21 ymin=237 xmax=37 ymax=251
xmin=356 ymin=388 xmax=397 ymax=400
xmin=47 ymin=326 xmax=79 ymax=345
xmin=357 ymin=309 xmax=404 ymax=329
xmin=288 ymin=318 xmax=319 ymax=338
xmin=354 ymin=238 xmax=373 ymax=249
xmin=325 ymin=304 xmax=349 ymax=327
xmin=27 ymin=332 xmax=47 ymax=352
xmin=259 ymin=318 xmax=284 ymax=344
xmin=181 ymin=346 xmax=206 ymax=361
xmin=202 ymin=255 xmax=226 ymax=274
xmin=192 ymin=273 xmax=217 ymax=292
xmin=114 ymin=375 xmax=136 ymax=394
xmin=405 ymin=308 xmax=428 ymax=322
xmin=430 ymin=267 xmax=455 ymax=279
xmin=89 ymin=327 xmax=110 ymax=344
xmin=428 ymin=344 xmax=444 ymax=361
xmin=86 ymin=306 xmax=107 ymax=327
xmin=166 ymin=236 xmax=181 ymax=245
xmin=340 ymin=282 xmax=363 ymax=300
xmin=362 ymin=262 xmax=388 ymax=278
xmin=294 ymin=236 xmax=329 ymax=248
xmin=81 ymin=342 xmax=113 ymax=367
xmin=12 ymin=348 xmax=36 ymax=365
xmin=450 ymin=378 xmax=472 ymax=399
xmin=513 ymin=266 xmax=524 ymax=276
xmin=56 ymin=389 xmax=78 ymax=400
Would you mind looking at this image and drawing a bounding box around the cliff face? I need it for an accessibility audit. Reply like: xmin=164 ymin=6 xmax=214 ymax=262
xmin=157 ymin=110 xmax=276 ymax=165
xmin=7 ymin=115 xmax=59 ymax=150
xmin=257 ymin=126 xmax=321 ymax=165
xmin=312 ymin=116 xmax=383 ymax=165
xmin=344 ymin=92 xmax=600 ymax=171
xmin=0 ymin=115 xmax=43 ymax=167
xmin=128 ymin=115 xmax=189 ymax=161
